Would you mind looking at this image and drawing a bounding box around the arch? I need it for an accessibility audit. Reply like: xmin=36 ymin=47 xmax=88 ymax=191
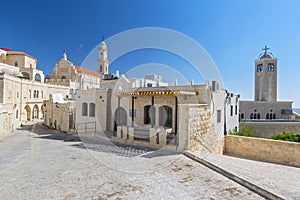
xmin=114 ymin=107 xmax=127 ymax=131
xmin=15 ymin=61 xmax=18 ymax=66
xmin=144 ymin=105 xmax=155 ymax=125
xmin=240 ymin=113 xmax=244 ymax=120
xmin=32 ymin=104 xmax=39 ymax=119
xmin=33 ymin=90 xmax=36 ymax=98
xmin=250 ymin=113 xmax=253 ymax=119
xmin=273 ymin=113 xmax=276 ymax=119
xmin=82 ymin=102 xmax=88 ymax=116
xmin=257 ymin=113 xmax=260 ymax=119
xmin=22 ymin=72 xmax=30 ymax=80
xmin=159 ymin=106 xmax=172 ymax=128
xmin=89 ymin=103 xmax=95 ymax=117
xmin=254 ymin=113 xmax=257 ymax=119
xmin=266 ymin=113 xmax=269 ymax=119
xmin=62 ymin=76 xmax=66 ymax=80
xmin=35 ymin=73 xmax=41 ymax=82
xmin=270 ymin=113 xmax=273 ymax=120
xmin=25 ymin=105 xmax=31 ymax=121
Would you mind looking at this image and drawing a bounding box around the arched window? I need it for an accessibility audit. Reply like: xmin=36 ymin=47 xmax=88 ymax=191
xmin=250 ymin=113 xmax=253 ymax=119
xmin=35 ymin=73 xmax=41 ymax=82
xmin=270 ymin=113 xmax=273 ymax=120
xmin=273 ymin=113 xmax=276 ymax=119
xmin=240 ymin=113 xmax=244 ymax=119
xmin=33 ymin=90 xmax=36 ymax=98
xmin=15 ymin=61 xmax=18 ymax=66
xmin=29 ymin=90 xmax=31 ymax=98
xmin=82 ymin=102 xmax=88 ymax=116
xmin=89 ymin=103 xmax=95 ymax=117
xmin=266 ymin=113 xmax=269 ymax=119
xmin=257 ymin=113 xmax=260 ymax=119
xmin=16 ymin=110 xmax=18 ymax=119
xmin=254 ymin=113 xmax=257 ymax=119
xmin=144 ymin=105 xmax=155 ymax=125
xmin=37 ymin=91 xmax=39 ymax=98
xmin=159 ymin=106 xmax=172 ymax=127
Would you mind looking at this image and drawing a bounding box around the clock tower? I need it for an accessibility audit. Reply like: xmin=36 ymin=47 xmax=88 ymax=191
xmin=254 ymin=46 xmax=277 ymax=102
xmin=98 ymin=37 xmax=109 ymax=75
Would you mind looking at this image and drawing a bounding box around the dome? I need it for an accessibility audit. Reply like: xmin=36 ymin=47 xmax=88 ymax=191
xmin=260 ymin=53 xmax=273 ymax=59
xmin=100 ymin=41 xmax=107 ymax=48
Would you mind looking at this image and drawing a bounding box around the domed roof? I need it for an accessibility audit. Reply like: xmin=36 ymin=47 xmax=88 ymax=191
xmin=260 ymin=53 xmax=273 ymax=59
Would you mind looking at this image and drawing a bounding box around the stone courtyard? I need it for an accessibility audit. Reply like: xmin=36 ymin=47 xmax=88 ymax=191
xmin=0 ymin=123 xmax=263 ymax=199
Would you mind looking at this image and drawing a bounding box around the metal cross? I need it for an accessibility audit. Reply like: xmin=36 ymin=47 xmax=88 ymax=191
xmin=262 ymin=45 xmax=270 ymax=54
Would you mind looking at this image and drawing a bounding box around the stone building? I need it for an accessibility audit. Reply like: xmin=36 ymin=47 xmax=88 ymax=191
xmin=45 ymin=50 xmax=101 ymax=90
xmin=0 ymin=48 xmax=70 ymax=136
xmin=240 ymin=46 xmax=293 ymax=121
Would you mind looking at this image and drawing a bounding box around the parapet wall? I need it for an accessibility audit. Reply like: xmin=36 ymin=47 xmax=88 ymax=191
xmin=242 ymin=121 xmax=300 ymax=138
xmin=225 ymin=135 xmax=300 ymax=167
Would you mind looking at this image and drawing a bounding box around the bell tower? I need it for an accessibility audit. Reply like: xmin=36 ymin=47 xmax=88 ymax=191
xmin=98 ymin=36 xmax=109 ymax=75
xmin=254 ymin=46 xmax=277 ymax=102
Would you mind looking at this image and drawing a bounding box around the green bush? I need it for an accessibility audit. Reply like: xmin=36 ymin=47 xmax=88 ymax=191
xmin=229 ymin=123 xmax=258 ymax=138
xmin=268 ymin=132 xmax=300 ymax=143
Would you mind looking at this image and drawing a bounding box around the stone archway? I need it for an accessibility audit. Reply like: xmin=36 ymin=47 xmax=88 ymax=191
xmin=114 ymin=107 xmax=127 ymax=131
xmin=25 ymin=105 xmax=31 ymax=121
xmin=32 ymin=104 xmax=39 ymax=119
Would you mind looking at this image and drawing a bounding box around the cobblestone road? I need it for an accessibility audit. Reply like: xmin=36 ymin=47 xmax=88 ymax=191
xmin=0 ymin=124 xmax=263 ymax=200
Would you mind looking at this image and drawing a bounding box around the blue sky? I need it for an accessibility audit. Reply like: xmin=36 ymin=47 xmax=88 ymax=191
xmin=1 ymin=0 xmax=300 ymax=107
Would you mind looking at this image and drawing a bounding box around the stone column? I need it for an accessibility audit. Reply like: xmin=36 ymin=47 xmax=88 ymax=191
xmin=128 ymin=127 xmax=134 ymax=143
xmin=150 ymin=128 xmax=157 ymax=146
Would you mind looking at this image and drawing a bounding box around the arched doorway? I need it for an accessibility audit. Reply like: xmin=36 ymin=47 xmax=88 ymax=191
xmin=159 ymin=106 xmax=173 ymax=128
xmin=114 ymin=107 xmax=127 ymax=131
xmin=25 ymin=105 xmax=31 ymax=121
xmin=32 ymin=104 xmax=39 ymax=119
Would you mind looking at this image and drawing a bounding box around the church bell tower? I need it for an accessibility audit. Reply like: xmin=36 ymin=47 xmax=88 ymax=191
xmin=254 ymin=46 xmax=277 ymax=102
xmin=98 ymin=37 xmax=109 ymax=75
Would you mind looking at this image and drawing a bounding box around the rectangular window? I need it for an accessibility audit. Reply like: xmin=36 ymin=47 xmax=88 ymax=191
xmin=217 ymin=110 xmax=221 ymax=123
xmin=230 ymin=106 xmax=233 ymax=116
xmin=235 ymin=105 xmax=238 ymax=115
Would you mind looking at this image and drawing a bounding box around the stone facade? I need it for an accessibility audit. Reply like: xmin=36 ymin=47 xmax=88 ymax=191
xmin=240 ymin=121 xmax=300 ymax=138
xmin=239 ymin=100 xmax=293 ymax=120
xmin=225 ymin=135 xmax=300 ymax=167
xmin=46 ymin=51 xmax=101 ymax=90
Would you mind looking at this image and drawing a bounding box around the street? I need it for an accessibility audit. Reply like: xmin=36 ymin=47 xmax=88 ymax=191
xmin=0 ymin=123 xmax=262 ymax=199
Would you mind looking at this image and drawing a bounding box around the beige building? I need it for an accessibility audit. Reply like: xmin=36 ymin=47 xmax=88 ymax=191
xmin=0 ymin=48 xmax=70 ymax=136
xmin=240 ymin=46 xmax=293 ymax=121
xmin=46 ymin=50 xmax=101 ymax=90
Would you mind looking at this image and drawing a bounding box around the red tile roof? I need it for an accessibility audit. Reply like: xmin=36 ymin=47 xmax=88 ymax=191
xmin=0 ymin=48 xmax=11 ymax=51
xmin=74 ymin=66 xmax=100 ymax=77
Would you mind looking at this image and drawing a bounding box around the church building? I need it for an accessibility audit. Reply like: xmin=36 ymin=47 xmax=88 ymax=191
xmin=239 ymin=46 xmax=293 ymax=121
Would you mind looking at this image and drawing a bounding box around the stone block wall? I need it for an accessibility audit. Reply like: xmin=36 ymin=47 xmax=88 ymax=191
xmin=242 ymin=121 xmax=300 ymax=138
xmin=0 ymin=111 xmax=13 ymax=140
xmin=225 ymin=135 xmax=300 ymax=167
xmin=178 ymin=104 xmax=223 ymax=154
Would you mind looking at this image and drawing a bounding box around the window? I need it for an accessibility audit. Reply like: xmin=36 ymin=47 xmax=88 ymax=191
xmin=159 ymin=106 xmax=172 ymax=127
xmin=254 ymin=113 xmax=257 ymax=119
xmin=89 ymin=103 xmax=95 ymax=117
xmin=147 ymin=83 xmax=153 ymax=87
xmin=257 ymin=113 xmax=260 ymax=119
xmin=30 ymin=64 xmax=32 ymax=68
xmin=230 ymin=105 xmax=233 ymax=116
xmin=268 ymin=63 xmax=274 ymax=71
xmin=82 ymin=102 xmax=88 ymax=116
xmin=250 ymin=113 xmax=253 ymax=119
xmin=273 ymin=113 xmax=276 ymax=119
xmin=62 ymin=76 xmax=66 ymax=80
xmin=235 ymin=105 xmax=238 ymax=115
xmin=217 ymin=110 xmax=221 ymax=123
xmin=33 ymin=90 xmax=36 ymax=98
xmin=15 ymin=61 xmax=18 ymax=67
xmin=257 ymin=64 xmax=263 ymax=72
xmin=266 ymin=113 xmax=269 ymax=119
xmin=144 ymin=105 xmax=155 ymax=125
xmin=16 ymin=110 xmax=18 ymax=119
xmin=29 ymin=90 xmax=31 ymax=98
xmin=22 ymin=72 xmax=30 ymax=80
xmin=240 ymin=113 xmax=244 ymax=119
xmin=35 ymin=73 xmax=41 ymax=82
xmin=17 ymin=92 xmax=19 ymax=98
xmin=37 ymin=91 xmax=39 ymax=98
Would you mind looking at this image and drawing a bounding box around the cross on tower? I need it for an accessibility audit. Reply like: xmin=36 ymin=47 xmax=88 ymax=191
xmin=262 ymin=45 xmax=270 ymax=55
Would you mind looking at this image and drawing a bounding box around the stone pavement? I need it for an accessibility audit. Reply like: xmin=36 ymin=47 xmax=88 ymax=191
xmin=186 ymin=151 xmax=300 ymax=200
xmin=0 ymin=123 xmax=262 ymax=200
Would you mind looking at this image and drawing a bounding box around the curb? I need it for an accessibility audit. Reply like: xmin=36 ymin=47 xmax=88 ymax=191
xmin=183 ymin=151 xmax=284 ymax=200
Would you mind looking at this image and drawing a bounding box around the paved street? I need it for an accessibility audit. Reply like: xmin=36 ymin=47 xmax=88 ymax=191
xmin=0 ymin=123 xmax=262 ymax=200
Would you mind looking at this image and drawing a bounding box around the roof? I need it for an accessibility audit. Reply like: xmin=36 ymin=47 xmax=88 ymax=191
xmin=119 ymin=86 xmax=198 ymax=96
xmin=6 ymin=50 xmax=36 ymax=59
xmin=74 ymin=66 xmax=100 ymax=77
xmin=0 ymin=48 xmax=11 ymax=51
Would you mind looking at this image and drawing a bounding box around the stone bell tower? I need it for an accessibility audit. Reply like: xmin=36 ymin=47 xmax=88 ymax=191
xmin=98 ymin=36 xmax=109 ymax=75
xmin=254 ymin=46 xmax=277 ymax=102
